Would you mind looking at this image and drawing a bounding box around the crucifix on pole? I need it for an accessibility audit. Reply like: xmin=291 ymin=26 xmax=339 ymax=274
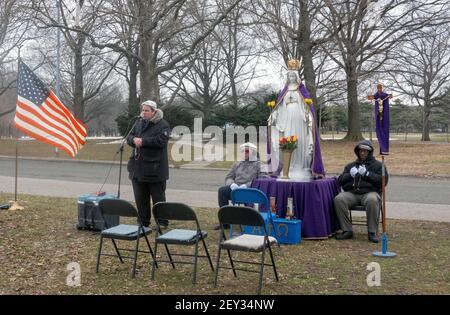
xmin=367 ymin=83 xmax=396 ymax=258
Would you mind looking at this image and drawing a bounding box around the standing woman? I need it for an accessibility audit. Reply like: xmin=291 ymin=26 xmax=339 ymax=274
xmin=127 ymin=100 xmax=170 ymax=227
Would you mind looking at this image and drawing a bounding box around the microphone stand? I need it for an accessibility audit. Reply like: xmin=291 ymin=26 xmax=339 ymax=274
xmin=116 ymin=116 xmax=141 ymax=198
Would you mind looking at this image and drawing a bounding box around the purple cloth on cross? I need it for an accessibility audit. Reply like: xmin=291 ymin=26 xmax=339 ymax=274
xmin=251 ymin=177 xmax=340 ymax=238
xmin=373 ymin=91 xmax=390 ymax=155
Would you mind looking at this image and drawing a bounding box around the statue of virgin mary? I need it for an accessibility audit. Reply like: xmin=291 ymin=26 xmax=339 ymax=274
xmin=268 ymin=59 xmax=325 ymax=180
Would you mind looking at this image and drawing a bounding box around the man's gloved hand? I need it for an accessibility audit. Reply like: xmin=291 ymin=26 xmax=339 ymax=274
xmin=230 ymin=183 xmax=239 ymax=190
xmin=239 ymin=184 xmax=247 ymax=188
xmin=358 ymin=165 xmax=367 ymax=176
xmin=350 ymin=166 xmax=358 ymax=178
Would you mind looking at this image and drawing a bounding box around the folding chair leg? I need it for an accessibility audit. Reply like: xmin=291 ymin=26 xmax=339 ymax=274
xmin=192 ymin=238 xmax=199 ymax=284
xmin=131 ymin=236 xmax=140 ymax=278
xmin=220 ymin=229 xmax=237 ymax=277
xmin=151 ymin=242 xmax=158 ymax=280
xmin=267 ymin=242 xmax=279 ymax=281
xmin=164 ymin=244 xmax=176 ymax=269
xmin=226 ymin=249 xmax=237 ymax=277
xmin=213 ymin=245 xmax=222 ymax=288
xmin=143 ymin=234 xmax=158 ymax=268
xmin=96 ymin=236 xmax=104 ymax=273
xmin=201 ymin=238 xmax=214 ymax=271
xmin=257 ymin=247 xmax=267 ymax=295
xmin=111 ymin=239 xmax=124 ymax=263
xmin=270 ymin=222 xmax=281 ymax=248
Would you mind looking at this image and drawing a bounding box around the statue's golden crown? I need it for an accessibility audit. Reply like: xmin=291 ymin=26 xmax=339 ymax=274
xmin=287 ymin=59 xmax=300 ymax=70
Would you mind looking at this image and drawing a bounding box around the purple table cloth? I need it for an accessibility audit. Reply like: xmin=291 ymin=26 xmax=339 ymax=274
xmin=251 ymin=177 xmax=340 ymax=239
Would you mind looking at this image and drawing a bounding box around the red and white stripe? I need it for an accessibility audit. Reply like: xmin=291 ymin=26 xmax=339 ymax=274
xmin=14 ymin=92 xmax=87 ymax=157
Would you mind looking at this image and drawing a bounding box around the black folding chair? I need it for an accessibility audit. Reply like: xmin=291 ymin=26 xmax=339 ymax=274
xmin=349 ymin=204 xmax=384 ymax=230
xmin=214 ymin=205 xmax=279 ymax=295
xmin=151 ymin=202 xmax=214 ymax=284
xmin=96 ymin=199 xmax=157 ymax=278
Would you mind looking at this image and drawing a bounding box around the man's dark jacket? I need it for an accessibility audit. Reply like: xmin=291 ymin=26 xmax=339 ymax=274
xmin=337 ymin=140 xmax=388 ymax=195
xmin=126 ymin=113 xmax=170 ymax=182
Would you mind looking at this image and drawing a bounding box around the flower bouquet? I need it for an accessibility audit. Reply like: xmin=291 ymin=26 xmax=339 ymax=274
xmin=279 ymin=135 xmax=298 ymax=151
xmin=279 ymin=135 xmax=298 ymax=179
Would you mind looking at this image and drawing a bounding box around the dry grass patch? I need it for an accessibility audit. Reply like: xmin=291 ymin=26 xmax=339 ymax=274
xmin=0 ymin=193 xmax=449 ymax=295
xmin=1 ymin=138 xmax=449 ymax=177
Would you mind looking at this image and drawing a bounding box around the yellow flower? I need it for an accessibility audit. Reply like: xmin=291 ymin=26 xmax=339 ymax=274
xmin=267 ymin=100 xmax=276 ymax=108
xmin=305 ymin=98 xmax=313 ymax=105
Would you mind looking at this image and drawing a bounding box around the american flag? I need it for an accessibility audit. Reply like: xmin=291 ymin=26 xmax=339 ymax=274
xmin=14 ymin=59 xmax=87 ymax=157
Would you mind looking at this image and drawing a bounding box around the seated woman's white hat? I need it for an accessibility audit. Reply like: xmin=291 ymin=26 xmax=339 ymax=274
xmin=240 ymin=142 xmax=257 ymax=150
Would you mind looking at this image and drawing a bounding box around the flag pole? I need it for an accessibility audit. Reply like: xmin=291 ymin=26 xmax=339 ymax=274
xmin=14 ymin=141 xmax=18 ymax=202
xmin=9 ymin=51 xmax=24 ymax=211
xmin=54 ymin=0 xmax=61 ymax=157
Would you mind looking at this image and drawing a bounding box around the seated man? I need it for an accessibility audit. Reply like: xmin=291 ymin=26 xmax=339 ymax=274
xmin=334 ymin=140 xmax=388 ymax=243
xmin=215 ymin=142 xmax=261 ymax=230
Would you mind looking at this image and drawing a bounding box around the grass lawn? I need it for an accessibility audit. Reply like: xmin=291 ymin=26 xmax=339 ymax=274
xmin=209 ymin=139 xmax=450 ymax=177
xmin=0 ymin=139 xmax=190 ymax=167
xmin=1 ymin=193 xmax=449 ymax=295
xmin=1 ymin=136 xmax=450 ymax=177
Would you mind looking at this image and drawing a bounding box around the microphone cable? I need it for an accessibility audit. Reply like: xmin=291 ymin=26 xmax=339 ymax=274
xmin=95 ymin=115 xmax=140 ymax=195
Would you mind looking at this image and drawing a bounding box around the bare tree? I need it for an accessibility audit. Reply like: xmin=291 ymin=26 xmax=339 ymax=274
xmin=0 ymin=0 xmax=32 ymax=118
xmin=214 ymin=0 xmax=262 ymax=107
xmin=388 ymin=25 xmax=450 ymax=141
xmin=323 ymin=0 xmax=449 ymax=141
xmin=31 ymin=0 xmax=121 ymax=122
xmin=168 ymin=34 xmax=230 ymax=118
xmin=45 ymin=0 xmax=245 ymax=111
xmin=250 ymin=0 xmax=341 ymax=113
xmin=167 ymin=0 xmax=261 ymax=118
xmin=99 ymin=0 xmax=140 ymax=114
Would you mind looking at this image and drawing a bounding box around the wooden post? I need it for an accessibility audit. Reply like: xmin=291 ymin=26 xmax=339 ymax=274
xmin=14 ymin=140 xmax=18 ymax=202
xmin=9 ymin=139 xmax=24 ymax=210
xmin=381 ymin=155 xmax=387 ymax=233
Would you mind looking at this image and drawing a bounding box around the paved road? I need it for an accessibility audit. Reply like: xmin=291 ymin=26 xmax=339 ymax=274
xmin=1 ymin=157 xmax=449 ymax=204
xmin=1 ymin=157 xmax=449 ymax=222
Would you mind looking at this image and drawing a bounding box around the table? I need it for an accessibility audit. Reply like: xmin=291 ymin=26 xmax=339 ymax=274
xmin=251 ymin=177 xmax=341 ymax=239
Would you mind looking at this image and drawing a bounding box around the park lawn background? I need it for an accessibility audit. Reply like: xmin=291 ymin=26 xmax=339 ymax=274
xmin=0 ymin=193 xmax=449 ymax=295
xmin=1 ymin=135 xmax=450 ymax=177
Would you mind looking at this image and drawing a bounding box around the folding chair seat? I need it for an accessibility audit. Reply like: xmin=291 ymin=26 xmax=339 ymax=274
xmin=96 ymin=199 xmax=157 ymax=278
xmin=230 ymin=188 xmax=277 ymax=242
xmin=151 ymin=202 xmax=214 ymax=284
xmin=214 ymin=205 xmax=279 ymax=295
xmin=349 ymin=204 xmax=384 ymax=229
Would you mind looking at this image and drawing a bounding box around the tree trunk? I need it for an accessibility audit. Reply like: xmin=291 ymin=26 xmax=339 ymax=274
xmin=298 ymin=0 xmax=317 ymax=104
xmin=138 ymin=1 xmax=160 ymax=104
xmin=73 ymin=35 xmax=85 ymax=121
xmin=128 ymin=55 xmax=139 ymax=113
xmin=298 ymin=0 xmax=321 ymax=135
xmin=229 ymin=74 xmax=238 ymax=107
xmin=421 ymin=105 xmax=431 ymax=141
xmin=344 ymin=68 xmax=363 ymax=141
xmin=139 ymin=49 xmax=159 ymax=103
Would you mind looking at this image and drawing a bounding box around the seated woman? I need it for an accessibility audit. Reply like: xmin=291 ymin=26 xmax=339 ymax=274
xmin=268 ymin=59 xmax=325 ymax=180
xmin=215 ymin=142 xmax=260 ymax=229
